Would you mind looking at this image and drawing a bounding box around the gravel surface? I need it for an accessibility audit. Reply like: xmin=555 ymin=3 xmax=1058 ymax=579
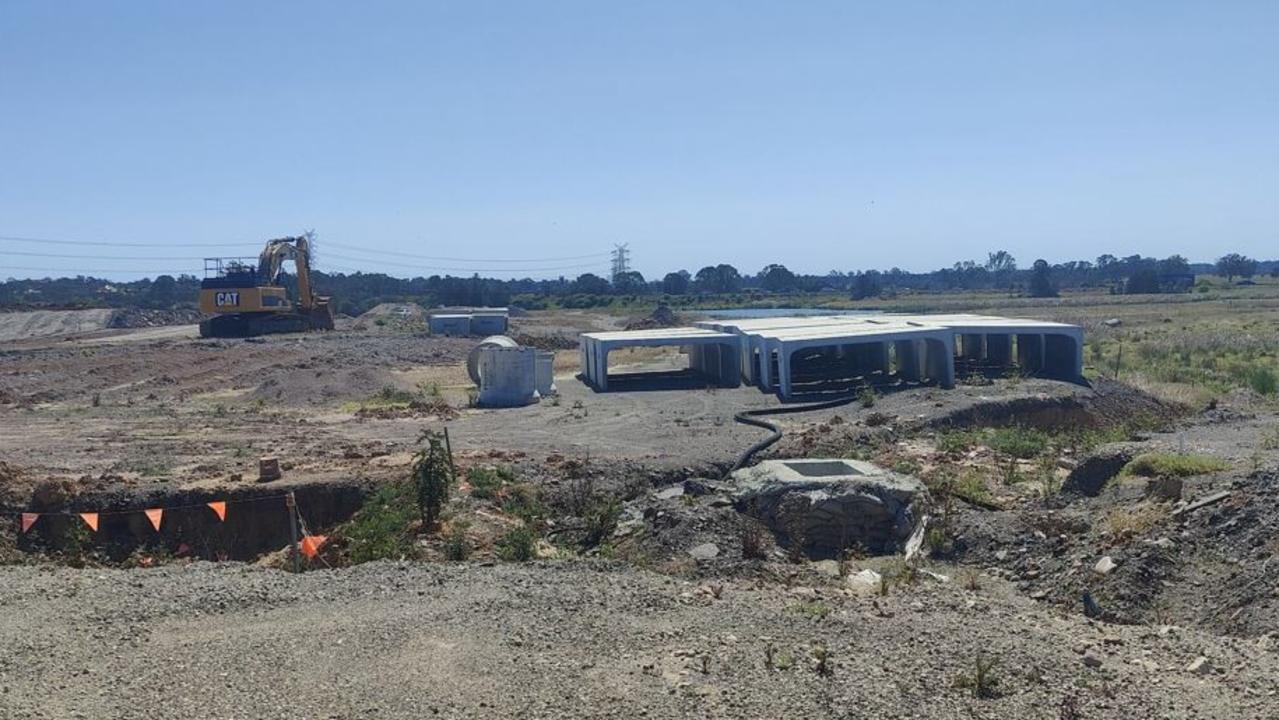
xmin=2 ymin=561 xmax=1275 ymax=719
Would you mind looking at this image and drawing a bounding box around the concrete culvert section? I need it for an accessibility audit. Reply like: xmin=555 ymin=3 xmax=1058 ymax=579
xmin=578 ymin=327 xmax=742 ymax=391
xmin=731 ymin=458 xmax=929 ymax=557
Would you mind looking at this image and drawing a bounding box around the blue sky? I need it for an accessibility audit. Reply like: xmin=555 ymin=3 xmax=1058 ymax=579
xmin=2 ymin=1 xmax=1276 ymax=280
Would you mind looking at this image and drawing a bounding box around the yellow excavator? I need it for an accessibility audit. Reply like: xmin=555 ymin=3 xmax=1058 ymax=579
xmin=198 ymin=234 xmax=335 ymax=338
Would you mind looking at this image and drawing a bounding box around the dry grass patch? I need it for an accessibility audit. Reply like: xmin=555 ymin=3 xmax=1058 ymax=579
xmin=1103 ymin=505 xmax=1165 ymax=540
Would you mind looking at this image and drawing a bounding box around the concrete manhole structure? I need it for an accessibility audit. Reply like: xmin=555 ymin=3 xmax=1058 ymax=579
xmin=731 ymin=458 xmax=929 ymax=557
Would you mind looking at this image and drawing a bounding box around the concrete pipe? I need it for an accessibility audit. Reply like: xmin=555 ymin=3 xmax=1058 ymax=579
xmin=467 ymin=335 xmax=519 ymax=385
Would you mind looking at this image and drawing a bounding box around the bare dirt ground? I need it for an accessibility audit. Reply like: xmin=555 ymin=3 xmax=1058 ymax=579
xmin=3 ymin=305 xmax=1279 ymax=718
xmin=2 ymin=561 xmax=1275 ymax=720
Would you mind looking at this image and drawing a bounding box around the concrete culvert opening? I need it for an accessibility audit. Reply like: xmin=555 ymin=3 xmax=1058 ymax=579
xmin=783 ymin=460 xmax=863 ymax=478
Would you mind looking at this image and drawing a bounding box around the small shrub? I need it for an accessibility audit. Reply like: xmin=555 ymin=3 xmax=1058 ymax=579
xmin=497 ymin=524 xmax=537 ymax=561
xmin=1104 ymin=505 xmax=1164 ymax=539
xmin=790 ymin=601 xmax=831 ymax=619
xmin=953 ymin=470 xmax=994 ymax=505
xmin=740 ymin=520 xmax=769 ymax=559
xmin=1261 ymin=427 xmax=1279 ymax=451
xmin=344 ymin=482 xmax=419 ymax=563
xmin=1244 ymin=364 xmax=1278 ymax=396
xmin=466 ymin=466 xmax=507 ymax=500
xmin=936 ymin=429 xmax=979 ymax=455
xmin=987 ymin=426 xmax=1049 ymax=459
xmin=954 ymin=652 xmax=1002 ymax=699
xmin=812 ymin=644 xmax=833 ymax=677
xmin=502 ymin=483 xmax=545 ymax=524
xmin=1121 ymin=453 xmax=1227 ymax=478
xmin=858 ymin=388 xmax=877 ymax=408
xmin=581 ymin=497 xmax=622 ymax=547
xmin=443 ymin=521 xmax=470 ymax=561
xmin=412 ymin=430 xmax=454 ymax=529
xmin=892 ymin=459 xmax=922 ymax=476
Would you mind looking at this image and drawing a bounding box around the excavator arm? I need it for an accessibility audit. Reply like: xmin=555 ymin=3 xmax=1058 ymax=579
xmin=257 ymin=235 xmax=317 ymax=310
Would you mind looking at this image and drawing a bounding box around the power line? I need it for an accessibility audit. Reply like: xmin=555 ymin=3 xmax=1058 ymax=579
xmin=321 ymin=251 xmax=608 ymax=274
xmin=324 ymin=240 xmax=610 ymax=264
xmin=2 ymin=249 xmax=207 ymax=261
xmin=3 ymin=265 xmax=201 ymax=275
xmin=0 ymin=234 xmax=258 ymax=249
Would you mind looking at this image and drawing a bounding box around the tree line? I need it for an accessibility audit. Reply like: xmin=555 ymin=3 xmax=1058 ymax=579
xmin=2 ymin=251 xmax=1274 ymax=315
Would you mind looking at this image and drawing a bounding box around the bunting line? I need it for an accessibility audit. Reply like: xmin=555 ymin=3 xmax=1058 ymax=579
xmin=6 ymin=491 xmax=295 ymax=537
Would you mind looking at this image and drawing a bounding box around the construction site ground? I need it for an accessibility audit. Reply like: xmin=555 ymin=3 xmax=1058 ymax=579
xmin=2 ymin=305 xmax=1279 ymax=718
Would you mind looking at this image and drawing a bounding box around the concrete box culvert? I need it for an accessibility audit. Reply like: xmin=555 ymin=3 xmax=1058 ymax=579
xmin=731 ymin=458 xmax=929 ymax=558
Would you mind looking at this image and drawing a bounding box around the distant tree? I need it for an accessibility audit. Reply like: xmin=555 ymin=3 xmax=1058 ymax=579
xmin=1125 ymin=266 xmax=1162 ymax=294
xmin=146 ymin=274 xmax=177 ymax=308
xmin=985 ymin=250 xmax=1016 ymax=274
xmin=1216 ymin=253 xmax=1258 ymax=281
xmin=850 ymin=270 xmax=883 ymax=300
xmin=1271 ymin=267 xmax=1279 ymax=279
xmin=759 ymin=264 xmax=797 ymax=292
xmin=661 ymin=271 xmax=690 ymax=295
xmin=612 ymin=270 xmax=647 ymax=294
xmin=571 ymin=272 xmax=611 ymax=295
xmin=694 ymin=264 xmax=742 ymax=293
xmin=1027 ymin=260 xmax=1057 ymax=298
xmin=1156 ymin=254 xmax=1190 ymax=277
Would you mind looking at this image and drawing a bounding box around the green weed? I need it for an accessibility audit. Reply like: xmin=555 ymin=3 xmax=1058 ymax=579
xmin=1121 ymin=453 xmax=1227 ymax=478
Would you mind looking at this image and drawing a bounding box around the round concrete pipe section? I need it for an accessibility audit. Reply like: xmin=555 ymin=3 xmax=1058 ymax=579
xmin=467 ymin=335 xmax=520 ymax=385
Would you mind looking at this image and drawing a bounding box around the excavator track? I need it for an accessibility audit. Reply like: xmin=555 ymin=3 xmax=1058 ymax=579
xmin=199 ymin=313 xmax=319 ymax=338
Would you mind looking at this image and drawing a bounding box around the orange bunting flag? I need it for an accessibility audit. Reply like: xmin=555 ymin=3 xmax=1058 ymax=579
xmin=144 ymin=508 xmax=163 ymax=531
xmin=20 ymin=513 xmax=39 ymax=534
xmin=79 ymin=513 xmax=99 ymax=532
xmin=300 ymin=535 xmax=327 ymax=559
xmin=207 ymin=501 xmax=227 ymax=522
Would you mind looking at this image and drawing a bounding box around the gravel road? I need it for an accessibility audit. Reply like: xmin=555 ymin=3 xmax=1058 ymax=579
xmin=2 ymin=561 xmax=1274 ymax=719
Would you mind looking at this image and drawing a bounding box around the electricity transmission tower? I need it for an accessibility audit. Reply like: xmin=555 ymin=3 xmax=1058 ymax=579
xmin=610 ymin=243 xmax=631 ymax=281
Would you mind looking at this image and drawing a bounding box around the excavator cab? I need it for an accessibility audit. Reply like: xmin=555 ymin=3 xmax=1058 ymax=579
xmin=198 ymin=235 xmax=334 ymax=338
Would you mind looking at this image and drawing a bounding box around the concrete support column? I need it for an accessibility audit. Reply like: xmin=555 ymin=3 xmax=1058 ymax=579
xmin=759 ymin=344 xmax=774 ymax=391
xmin=895 ymin=340 xmax=923 ymax=381
xmin=867 ymin=342 xmax=890 ymax=375
xmin=986 ymin=334 xmax=1012 ymax=365
xmin=778 ymin=348 xmax=794 ymax=399
xmin=961 ymin=333 xmax=985 ymax=361
xmin=1016 ymin=334 xmax=1044 ymax=374
xmin=921 ymin=336 xmax=955 ymax=388
xmin=718 ymin=343 xmax=742 ymax=387
xmin=689 ymin=344 xmax=705 ymax=376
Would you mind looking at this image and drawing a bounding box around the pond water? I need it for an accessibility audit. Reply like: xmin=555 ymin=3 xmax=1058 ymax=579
xmin=698 ymin=307 xmax=883 ymax=319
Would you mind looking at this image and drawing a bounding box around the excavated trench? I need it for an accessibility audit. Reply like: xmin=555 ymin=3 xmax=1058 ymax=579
xmin=9 ymin=480 xmax=373 ymax=562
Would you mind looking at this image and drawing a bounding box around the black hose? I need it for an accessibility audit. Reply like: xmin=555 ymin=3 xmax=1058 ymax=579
xmin=721 ymin=394 xmax=860 ymax=480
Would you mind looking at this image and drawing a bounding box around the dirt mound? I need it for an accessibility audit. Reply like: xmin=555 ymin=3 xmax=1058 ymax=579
xmin=930 ymin=378 xmax=1180 ymax=432
xmin=354 ymin=303 xmax=426 ymax=331
xmin=107 ymin=307 xmax=204 ymax=329
xmin=0 ymin=308 xmax=115 ymax=342
xmin=513 ymin=331 xmax=578 ymax=350
xmin=624 ymin=304 xmax=682 ymax=331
